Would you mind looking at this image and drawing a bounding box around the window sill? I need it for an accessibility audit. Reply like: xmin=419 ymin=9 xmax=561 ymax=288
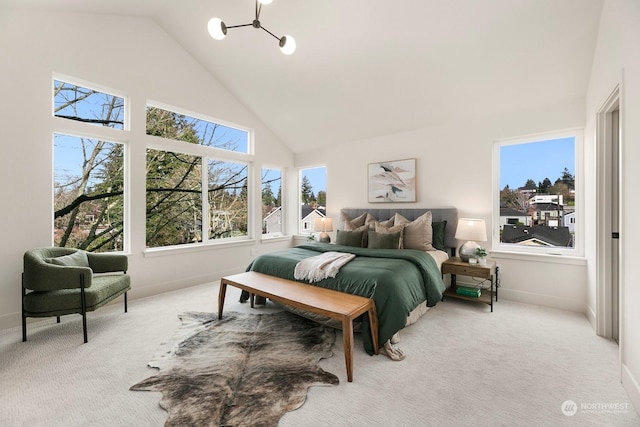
xmin=490 ymin=250 xmax=586 ymax=266
xmin=144 ymin=238 xmax=256 ymax=258
xmin=260 ymin=235 xmax=292 ymax=244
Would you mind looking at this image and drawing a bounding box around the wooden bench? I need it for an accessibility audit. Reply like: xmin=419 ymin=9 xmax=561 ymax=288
xmin=218 ymin=271 xmax=379 ymax=382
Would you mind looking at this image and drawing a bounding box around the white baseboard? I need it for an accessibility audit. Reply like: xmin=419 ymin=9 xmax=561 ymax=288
xmin=622 ymin=363 xmax=640 ymax=416
xmin=485 ymin=286 xmax=587 ymax=314
xmin=586 ymin=304 xmax=597 ymax=332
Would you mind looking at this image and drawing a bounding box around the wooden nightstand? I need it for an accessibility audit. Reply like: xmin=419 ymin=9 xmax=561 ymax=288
xmin=441 ymin=257 xmax=499 ymax=312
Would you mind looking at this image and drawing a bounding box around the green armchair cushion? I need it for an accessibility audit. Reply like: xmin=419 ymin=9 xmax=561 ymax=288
xmin=23 ymin=274 xmax=131 ymax=317
xmin=46 ymin=250 xmax=90 ymax=267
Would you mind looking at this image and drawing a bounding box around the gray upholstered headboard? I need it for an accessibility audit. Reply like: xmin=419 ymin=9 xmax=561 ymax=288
xmin=340 ymin=207 xmax=458 ymax=250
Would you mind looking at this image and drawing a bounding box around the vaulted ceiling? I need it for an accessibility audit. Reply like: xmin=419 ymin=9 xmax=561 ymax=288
xmin=1 ymin=0 xmax=604 ymax=153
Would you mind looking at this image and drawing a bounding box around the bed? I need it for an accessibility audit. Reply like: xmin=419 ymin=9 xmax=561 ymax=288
xmin=243 ymin=207 xmax=458 ymax=356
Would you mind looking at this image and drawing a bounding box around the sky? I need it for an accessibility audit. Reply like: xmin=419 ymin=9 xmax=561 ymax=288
xmin=500 ymin=137 xmax=575 ymax=189
xmin=301 ymin=166 xmax=326 ymax=193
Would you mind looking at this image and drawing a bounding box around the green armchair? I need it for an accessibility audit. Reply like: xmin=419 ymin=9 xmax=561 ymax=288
xmin=22 ymin=247 xmax=131 ymax=343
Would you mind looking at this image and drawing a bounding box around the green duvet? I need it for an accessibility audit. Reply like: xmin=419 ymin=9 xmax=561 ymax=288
xmin=245 ymin=242 xmax=446 ymax=355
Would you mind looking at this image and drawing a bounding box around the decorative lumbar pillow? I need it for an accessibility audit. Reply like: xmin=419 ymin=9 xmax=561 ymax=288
xmin=368 ymin=230 xmax=402 ymax=250
xmin=432 ymin=220 xmax=448 ymax=251
xmin=46 ymin=250 xmax=90 ymax=267
xmin=336 ymin=230 xmax=365 ymax=247
xmin=394 ymin=211 xmax=434 ymax=251
xmin=340 ymin=212 xmax=367 ymax=231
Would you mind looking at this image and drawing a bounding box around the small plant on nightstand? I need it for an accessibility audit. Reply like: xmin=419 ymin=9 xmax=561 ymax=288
xmin=475 ymin=247 xmax=488 ymax=265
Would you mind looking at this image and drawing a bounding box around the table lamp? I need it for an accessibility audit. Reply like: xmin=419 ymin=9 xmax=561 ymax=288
xmin=313 ymin=217 xmax=333 ymax=243
xmin=454 ymin=218 xmax=487 ymax=262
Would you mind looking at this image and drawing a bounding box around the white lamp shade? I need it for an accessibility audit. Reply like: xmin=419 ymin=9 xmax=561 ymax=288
xmin=313 ymin=217 xmax=333 ymax=232
xmin=279 ymin=35 xmax=296 ymax=55
xmin=454 ymin=218 xmax=487 ymax=242
xmin=258 ymin=0 xmax=273 ymax=4
xmin=207 ymin=18 xmax=227 ymax=40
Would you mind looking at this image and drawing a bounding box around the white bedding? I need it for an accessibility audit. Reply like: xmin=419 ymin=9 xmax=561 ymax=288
xmin=404 ymin=249 xmax=449 ymax=326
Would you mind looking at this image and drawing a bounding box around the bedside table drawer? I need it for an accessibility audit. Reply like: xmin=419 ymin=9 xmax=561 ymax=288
xmin=442 ymin=263 xmax=492 ymax=279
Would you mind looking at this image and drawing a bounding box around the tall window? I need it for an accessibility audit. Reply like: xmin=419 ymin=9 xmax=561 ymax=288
xmin=53 ymin=80 xmax=126 ymax=252
xmin=494 ymin=130 xmax=582 ymax=254
xmin=299 ymin=166 xmax=327 ymax=235
xmin=262 ymin=168 xmax=282 ymax=236
xmin=146 ymin=104 xmax=250 ymax=248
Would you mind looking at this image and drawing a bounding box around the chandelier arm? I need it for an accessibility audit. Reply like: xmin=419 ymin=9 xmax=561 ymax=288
xmin=256 ymin=2 xmax=262 ymax=20
xmin=226 ymin=23 xmax=254 ymax=30
xmin=260 ymin=25 xmax=282 ymax=42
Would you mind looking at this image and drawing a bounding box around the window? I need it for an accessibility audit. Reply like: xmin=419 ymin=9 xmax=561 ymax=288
xmin=299 ymin=166 xmax=327 ymax=235
xmin=145 ymin=104 xmax=251 ymax=248
xmin=146 ymin=150 xmax=202 ymax=247
xmin=146 ymin=105 xmax=249 ymax=153
xmin=54 ymin=80 xmax=125 ymax=130
xmin=52 ymin=79 xmax=126 ymax=252
xmin=261 ymin=168 xmax=282 ymax=236
xmin=494 ymin=130 xmax=582 ymax=255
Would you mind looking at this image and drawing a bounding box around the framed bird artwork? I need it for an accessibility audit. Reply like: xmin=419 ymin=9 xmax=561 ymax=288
xmin=367 ymin=158 xmax=416 ymax=203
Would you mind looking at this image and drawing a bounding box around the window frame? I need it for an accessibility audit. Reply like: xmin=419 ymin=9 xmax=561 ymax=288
xmin=146 ymin=100 xmax=253 ymax=155
xmin=144 ymin=102 xmax=255 ymax=250
xmin=492 ymin=128 xmax=584 ymax=257
xmin=51 ymin=75 xmax=130 ymax=253
xmin=261 ymin=167 xmax=284 ymax=238
xmin=298 ymin=165 xmax=327 ymax=236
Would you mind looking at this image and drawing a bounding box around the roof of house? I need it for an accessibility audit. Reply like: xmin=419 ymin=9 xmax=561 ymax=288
xmin=531 ymin=203 xmax=563 ymax=211
xmin=301 ymin=205 xmax=325 ymax=221
xmin=501 ymin=224 xmax=572 ymax=247
xmin=500 ymin=207 xmax=528 ymax=217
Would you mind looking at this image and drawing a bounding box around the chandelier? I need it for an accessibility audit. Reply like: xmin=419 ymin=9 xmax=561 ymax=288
xmin=207 ymin=0 xmax=296 ymax=55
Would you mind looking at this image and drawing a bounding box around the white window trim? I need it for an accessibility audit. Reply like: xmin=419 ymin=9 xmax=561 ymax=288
xmin=492 ymin=128 xmax=584 ymax=257
xmin=147 ymin=100 xmax=253 ymax=155
xmin=51 ymin=76 xmax=130 ymax=252
xmin=145 ymin=101 xmax=256 ymax=249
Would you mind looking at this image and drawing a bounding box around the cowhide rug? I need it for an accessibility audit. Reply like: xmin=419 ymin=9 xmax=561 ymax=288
xmin=130 ymin=311 xmax=339 ymax=426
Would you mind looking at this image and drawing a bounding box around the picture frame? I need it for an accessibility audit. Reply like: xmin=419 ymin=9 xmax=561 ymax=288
xmin=367 ymin=158 xmax=416 ymax=203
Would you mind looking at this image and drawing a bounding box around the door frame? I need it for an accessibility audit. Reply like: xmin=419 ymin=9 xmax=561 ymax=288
xmin=595 ymin=84 xmax=622 ymax=343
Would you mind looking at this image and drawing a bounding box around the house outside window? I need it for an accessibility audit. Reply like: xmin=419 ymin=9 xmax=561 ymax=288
xmin=494 ymin=130 xmax=582 ymax=255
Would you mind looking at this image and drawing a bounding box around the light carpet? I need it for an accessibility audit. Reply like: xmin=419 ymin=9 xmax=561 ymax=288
xmin=0 ymin=282 xmax=638 ymax=426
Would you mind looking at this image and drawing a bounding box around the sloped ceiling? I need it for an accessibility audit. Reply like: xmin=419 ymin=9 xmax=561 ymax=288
xmin=0 ymin=0 xmax=604 ymax=153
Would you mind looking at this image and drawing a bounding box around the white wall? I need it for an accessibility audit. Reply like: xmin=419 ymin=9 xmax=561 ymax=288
xmin=584 ymin=0 xmax=640 ymax=412
xmin=296 ymin=98 xmax=588 ymax=313
xmin=0 ymin=9 xmax=294 ymax=329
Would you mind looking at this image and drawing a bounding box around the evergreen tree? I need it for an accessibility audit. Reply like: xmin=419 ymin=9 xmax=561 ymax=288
xmin=301 ymin=176 xmax=314 ymax=204
xmin=538 ymin=178 xmax=552 ymax=193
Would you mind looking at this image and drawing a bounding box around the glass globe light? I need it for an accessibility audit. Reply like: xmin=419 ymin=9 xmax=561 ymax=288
xmin=279 ymin=35 xmax=296 ymax=55
xmin=207 ymin=18 xmax=227 ymax=40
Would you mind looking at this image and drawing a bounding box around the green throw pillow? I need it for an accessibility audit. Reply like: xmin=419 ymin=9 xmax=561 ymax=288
xmin=368 ymin=230 xmax=401 ymax=249
xmin=336 ymin=230 xmax=365 ymax=247
xmin=46 ymin=251 xmax=90 ymax=267
xmin=432 ymin=220 xmax=447 ymax=251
